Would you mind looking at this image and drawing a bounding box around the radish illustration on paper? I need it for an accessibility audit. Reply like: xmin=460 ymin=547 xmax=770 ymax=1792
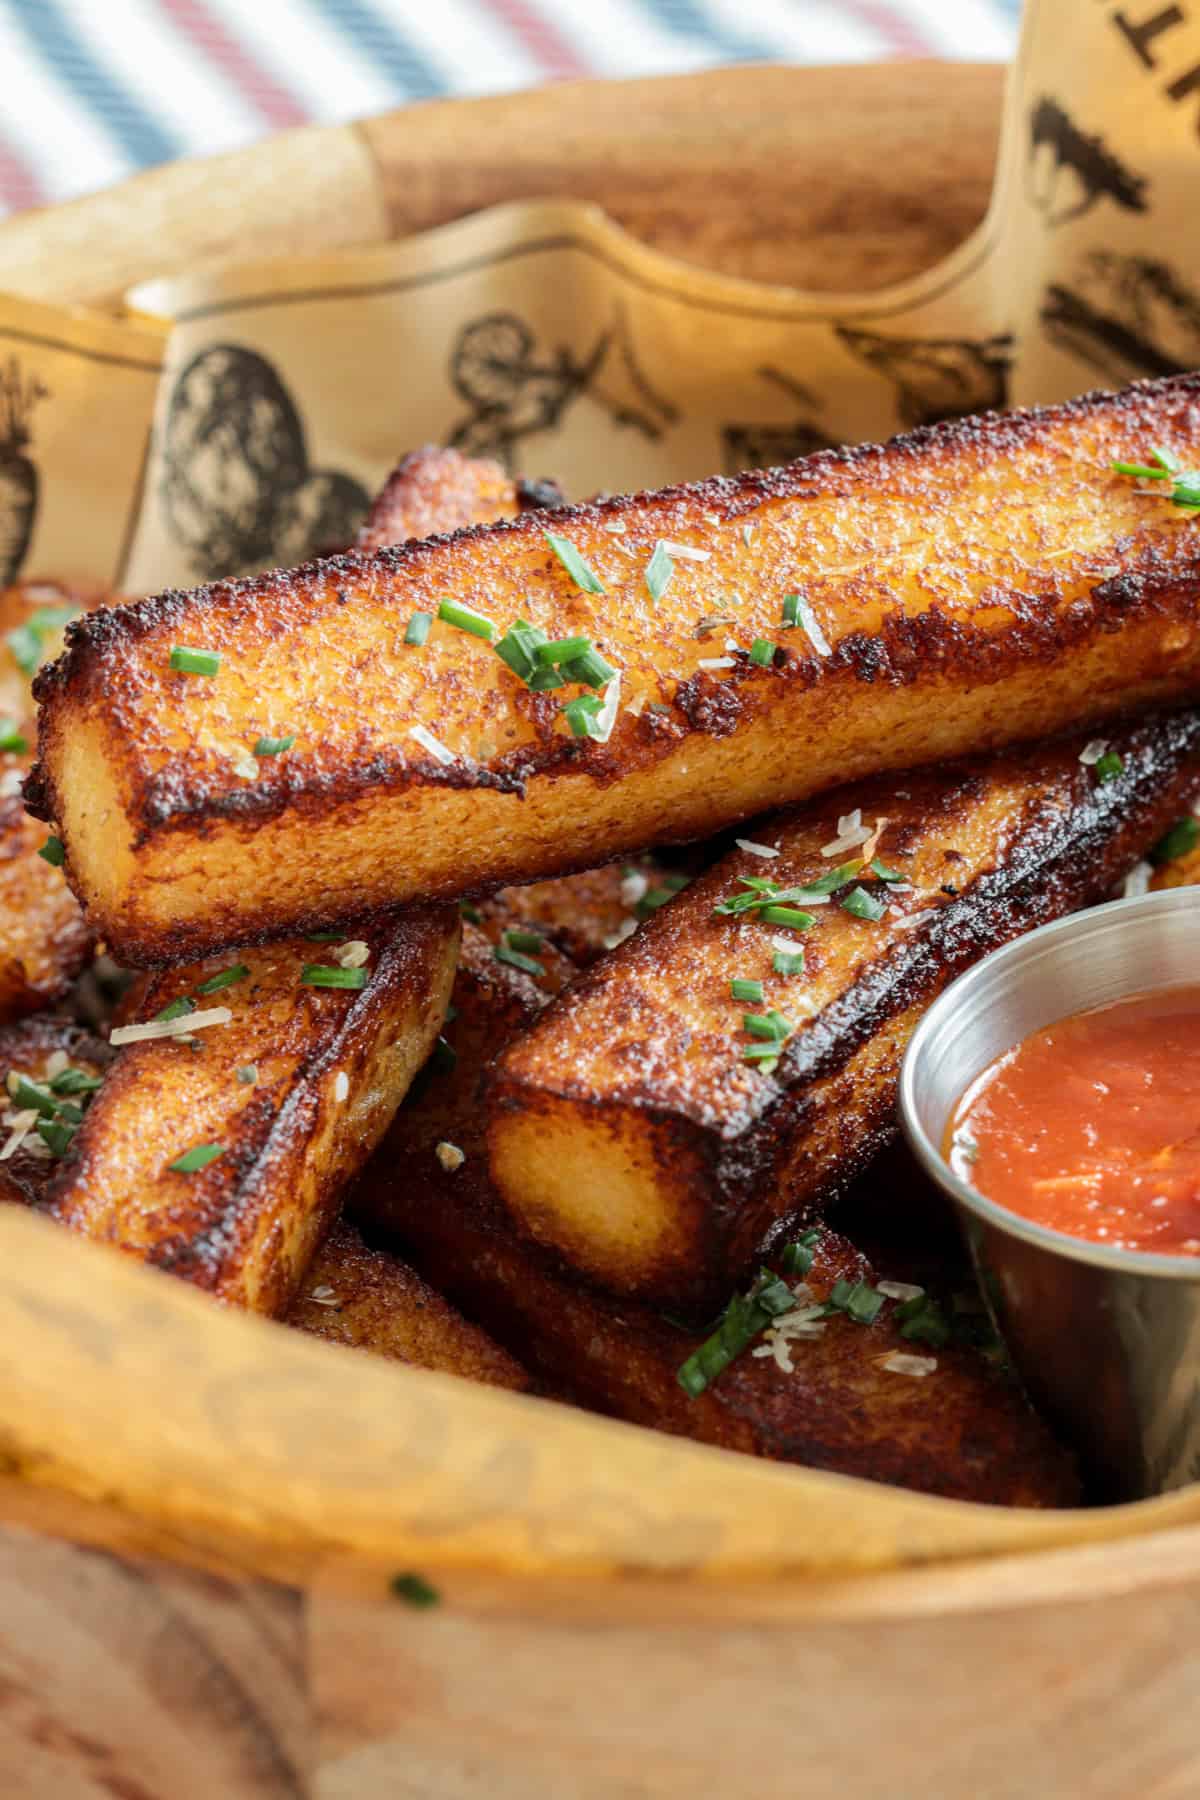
xmin=0 ymin=358 xmax=47 ymax=584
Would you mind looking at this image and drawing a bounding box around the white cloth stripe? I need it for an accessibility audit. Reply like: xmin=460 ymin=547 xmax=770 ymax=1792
xmin=0 ymin=1 xmax=129 ymax=199
xmin=379 ymin=0 xmax=541 ymax=96
xmin=204 ymin=0 xmax=397 ymax=121
xmin=534 ymin=0 xmax=716 ymax=77
xmin=896 ymin=0 xmax=1015 ymax=59
xmin=704 ymin=0 xmax=890 ymax=62
xmin=61 ymin=0 xmax=266 ymax=160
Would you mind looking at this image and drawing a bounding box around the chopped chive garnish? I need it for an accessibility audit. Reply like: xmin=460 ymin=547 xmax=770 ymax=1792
xmin=36 ymin=1118 xmax=76 ymax=1157
xmin=534 ymin=635 xmax=591 ymax=667
xmin=169 ymin=1142 xmax=225 ymax=1173
xmin=155 ymin=995 xmax=197 ymax=1023
xmin=760 ymin=904 xmax=817 ymax=929
xmin=893 ymin=1292 xmax=952 ymax=1347
xmin=743 ymin=1011 xmax=793 ymax=1041
xmin=306 ymin=931 xmax=342 ymax=942
xmin=676 ymin=1270 xmax=795 ymax=1396
xmin=637 ymin=874 xmax=689 ymax=918
xmin=459 ymin=903 xmax=482 ymax=924
xmin=493 ymin=944 xmax=544 ymax=978
xmin=169 ymin=646 xmax=221 ymax=677
xmin=236 ymin=1065 xmax=258 ymax=1085
xmin=528 ymin=664 xmax=565 ymax=691
xmin=1112 ymin=460 xmax=1171 ymax=480
xmin=6 ymin=625 xmax=40 ymax=675
xmin=1112 ymin=452 xmax=1200 ymax=512
xmin=870 ymin=859 xmax=904 ymax=883
xmin=801 ymin=860 xmax=864 ymax=895
xmin=1093 ymin=750 xmax=1123 ymax=784
xmin=561 ymin=646 xmax=617 ymax=690
xmin=779 ymin=1230 xmax=820 ymax=1277
xmin=748 ymin=638 xmax=776 ymax=667
xmin=772 ymin=948 xmax=805 ymax=976
xmin=405 ymin=611 xmax=433 ymax=647
xmin=730 ymin=977 xmax=764 ymax=1003
xmin=741 ymin=1041 xmax=787 ymax=1062
xmin=54 ymin=1100 xmax=84 ymax=1125
xmin=502 ymin=928 xmax=544 ymax=955
xmin=545 ymin=531 xmax=605 ymax=595
xmin=301 ymin=964 xmax=369 ymax=989
xmin=37 ymin=835 xmax=65 ymax=867
xmin=562 ymin=693 xmax=604 ymax=738
xmin=782 ymin=593 xmax=802 ymax=627
xmin=390 ymin=1571 xmax=440 ymax=1608
xmin=10 ymin=1076 xmax=57 ymax=1117
xmin=1150 ymin=815 xmax=1200 ymax=865
xmin=48 ymin=1067 xmax=103 ymax=1096
xmin=841 ymin=885 xmax=888 ymax=921
xmin=253 ymin=734 xmax=294 ymax=756
xmin=644 ymin=541 xmax=674 ymax=605
xmin=495 ymin=620 xmax=550 ymax=682
xmin=437 ymin=598 xmax=495 ymax=641
xmin=0 ymin=718 xmax=26 ymax=754
xmin=195 ymin=963 xmax=249 ymax=996
xmin=828 ymin=1278 xmax=885 ymax=1324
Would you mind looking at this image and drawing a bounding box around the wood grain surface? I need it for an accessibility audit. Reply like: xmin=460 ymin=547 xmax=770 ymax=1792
xmin=0 ymin=59 xmax=1195 ymax=1800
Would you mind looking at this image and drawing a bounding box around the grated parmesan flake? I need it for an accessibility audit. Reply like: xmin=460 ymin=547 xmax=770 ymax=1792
xmin=882 ymin=1352 xmax=938 ymax=1378
xmin=736 ymin=839 xmax=780 ymax=860
xmin=592 ymin=673 xmax=622 ymax=744
xmin=44 ymin=1050 xmax=69 ymax=1079
xmin=1079 ymin=739 xmax=1109 ymax=766
xmin=620 ymin=870 xmax=649 ymax=907
xmin=877 ymin=1279 xmax=925 ymax=1302
xmin=601 ymin=917 xmax=638 ymax=950
xmin=409 ymin=723 xmax=456 ymax=767
xmin=697 ymin=656 xmax=735 ymax=670
xmin=333 ymin=1071 xmax=350 ymax=1102
xmin=658 ymin=541 xmax=710 ymax=562
xmin=0 ymin=1109 xmax=37 ymax=1161
xmin=110 ymin=1006 xmax=233 ymax=1047
xmin=1123 ymin=860 xmax=1153 ymax=899
xmin=336 ymin=940 xmax=370 ymax=969
xmin=435 ymin=1141 xmax=465 ymax=1172
xmin=821 ymin=808 xmax=873 ymax=857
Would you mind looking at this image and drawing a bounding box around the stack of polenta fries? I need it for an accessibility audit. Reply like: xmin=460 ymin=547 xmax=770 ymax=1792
xmin=9 ymin=375 xmax=1200 ymax=1508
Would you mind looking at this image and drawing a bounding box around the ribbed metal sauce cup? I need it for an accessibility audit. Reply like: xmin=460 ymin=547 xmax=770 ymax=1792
xmin=900 ymin=886 xmax=1200 ymax=1502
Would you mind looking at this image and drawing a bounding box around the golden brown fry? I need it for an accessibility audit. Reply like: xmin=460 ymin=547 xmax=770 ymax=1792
xmin=490 ymin=713 xmax=1200 ymax=1314
xmin=286 ymin=1217 xmax=529 ymax=1389
xmin=41 ymin=913 xmax=458 ymax=1314
xmin=354 ymin=897 xmax=1078 ymax=1508
xmin=32 ymin=374 xmax=1200 ymax=964
xmin=357 ymin=445 xmax=563 ymax=549
xmin=0 ymin=580 xmax=101 ymax=1019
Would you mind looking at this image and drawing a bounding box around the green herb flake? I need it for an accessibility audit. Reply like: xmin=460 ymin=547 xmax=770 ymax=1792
xmin=748 ymin=637 xmax=776 ymax=668
xmin=169 ymin=645 xmax=221 ymax=677
xmin=828 ymin=1278 xmax=885 ymax=1325
xmin=759 ymin=904 xmax=817 ymax=930
xmin=1150 ymin=815 xmax=1200 ymax=866
xmin=252 ymin=734 xmax=294 ymax=757
xmin=306 ymin=931 xmax=342 ymax=942
xmin=893 ymin=1292 xmax=952 ymax=1348
xmin=1112 ymin=451 xmax=1200 ymax=513
xmin=48 ymin=1068 xmax=103 ymax=1097
xmin=562 ymin=693 xmax=604 ymax=739
xmin=10 ymin=1075 xmax=57 ymax=1117
xmin=870 ymin=859 xmax=904 ymax=883
xmin=772 ymin=948 xmax=806 ymax=976
xmin=561 ymin=646 xmax=617 ymax=691
xmin=236 ymin=1065 xmax=258 ymax=1085
xmin=459 ymin=903 xmax=482 ymax=924
xmin=494 ymin=943 xmax=545 ymax=978
xmin=743 ymin=1011 xmax=793 ymax=1042
xmin=741 ymin=1042 xmax=785 ymax=1063
xmin=779 ymin=1230 xmax=820 ymax=1277
xmin=390 ymin=1571 xmax=440 ymax=1609
xmin=169 ymin=1142 xmax=225 ymax=1174
xmin=36 ymin=1118 xmax=76 ymax=1157
xmin=437 ymin=598 xmax=496 ymax=641
xmin=841 ymin=885 xmax=888 ymax=922
xmin=544 ymin=531 xmax=606 ymax=595
xmin=502 ymin=928 xmax=545 ymax=955
xmin=495 ymin=619 xmax=550 ymax=682
xmin=37 ymin=835 xmax=65 ymax=867
xmin=637 ymin=874 xmax=689 ymax=918
xmin=644 ymin=541 xmax=674 ymax=605
xmin=676 ymin=1269 xmax=793 ymax=1397
xmin=195 ymin=963 xmax=250 ymax=996
xmin=404 ymin=611 xmax=432 ymax=647
xmin=155 ymin=995 xmax=197 ymax=1023
xmin=0 ymin=717 xmax=26 ymax=754
xmin=301 ymin=965 xmax=369 ymax=990
xmin=730 ymin=977 xmax=764 ymax=1003
xmin=1093 ymin=750 xmax=1124 ymax=784
xmin=6 ymin=624 xmax=40 ymax=675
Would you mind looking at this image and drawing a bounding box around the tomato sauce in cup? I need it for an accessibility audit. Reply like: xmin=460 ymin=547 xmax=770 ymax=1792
xmin=945 ymin=986 xmax=1200 ymax=1256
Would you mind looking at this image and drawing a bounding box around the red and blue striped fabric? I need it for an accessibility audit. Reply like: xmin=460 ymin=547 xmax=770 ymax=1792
xmin=0 ymin=0 xmax=1019 ymax=218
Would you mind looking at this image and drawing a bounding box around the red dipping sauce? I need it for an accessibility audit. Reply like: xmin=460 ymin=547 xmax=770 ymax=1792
xmin=946 ymin=986 xmax=1200 ymax=1256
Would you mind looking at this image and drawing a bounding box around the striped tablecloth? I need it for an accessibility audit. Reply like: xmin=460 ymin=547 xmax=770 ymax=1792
xmin=0 ymin=0 xmax=1018 ymax=219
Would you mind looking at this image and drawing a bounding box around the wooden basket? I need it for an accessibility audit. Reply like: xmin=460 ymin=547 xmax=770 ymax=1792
xmin=0 ymin=64 xmax=1196 ymax=1798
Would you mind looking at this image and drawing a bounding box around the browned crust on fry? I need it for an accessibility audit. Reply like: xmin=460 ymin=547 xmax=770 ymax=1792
xmin=40 ymin=909 xmax=459 ymax=1314
xmin=285 ymin=1217 xmax=530 ymax=1390
xmin=0 ymin=1017 xmax=112 ymax=1205
xmin=489 ymin=712 xmax=1200 ymax=1314
xmin=357 ymin=446 xmax=522 ymax=550
xmin=31 ymin=373 xmax=1200 ymax=964
xmin=354 ymin=889 xmax=1078 ymax=1508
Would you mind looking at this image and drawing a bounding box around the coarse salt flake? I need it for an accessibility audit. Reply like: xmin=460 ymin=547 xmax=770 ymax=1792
xmin=435 ymin=1141 xmax=465 ymax=1172
xmin=882 ymin=1352 xmax=938 ymax=1378
xmin=1079 ymin=739 xmax=1109 ymax=766
xmin=333 ymin=1071 xmax=350 ymax=1102
xmin=409 ymin=724 xmax=456 ymax=767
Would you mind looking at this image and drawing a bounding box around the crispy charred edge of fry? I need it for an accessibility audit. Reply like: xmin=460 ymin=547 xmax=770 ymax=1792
xmin=489 ymin=711 xmax=1200 ymax=1312
xmin=40 ymin=907 xmax=456 ymax=1307
xmin=27 ymin=370 xmax=1200 ymax=835
xmin=285 ymin=1218 xmax=531 ymax=1390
